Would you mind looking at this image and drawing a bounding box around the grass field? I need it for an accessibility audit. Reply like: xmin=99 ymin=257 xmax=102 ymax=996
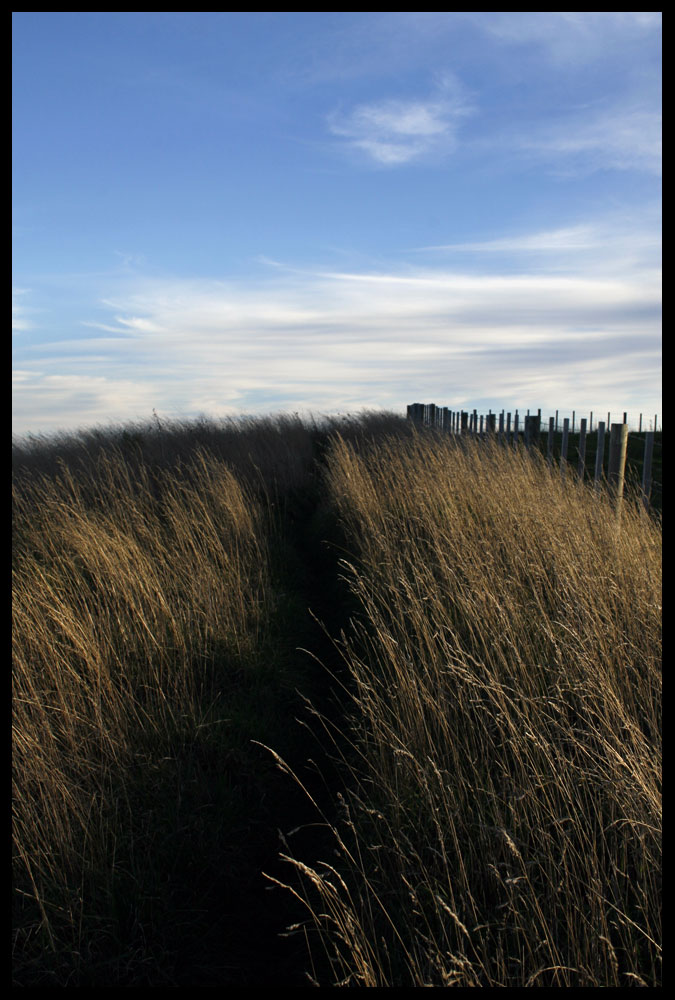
xmin=12 ymin=413 xmax=661 ymax=986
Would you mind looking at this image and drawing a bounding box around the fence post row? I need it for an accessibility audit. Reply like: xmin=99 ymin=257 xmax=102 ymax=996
xmin=406 ymin=404 xmax=659 ymax=509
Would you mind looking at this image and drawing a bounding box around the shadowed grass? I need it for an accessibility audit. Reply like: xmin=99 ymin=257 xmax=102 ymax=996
xmin=13 ymin=445 xmax=276 ymax=981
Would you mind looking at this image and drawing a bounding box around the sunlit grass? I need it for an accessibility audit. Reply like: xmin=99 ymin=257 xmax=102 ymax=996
xmin=279 ymin=430 xmax=661 ymax=986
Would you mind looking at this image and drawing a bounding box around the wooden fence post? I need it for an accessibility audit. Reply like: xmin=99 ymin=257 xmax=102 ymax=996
xmin=524 ymin=414 xmax=540 ymax=450
xmin=506 ymin=412 xmax=512 ymax=445
xmin=641 ymin=430 xmax=655 ymax=510
xmin=594 ymin=421 xmax=606 ymax=485
xmin=513 ymin=410 xmax=520 ymax=448
xmin=560 ymin=418 xmax=570 ymax=475
xmin=608 ymin=423 xmax=629 ymax=511
xmin=547 ymin=416 xmax=554 ymax=465
xmin=578 ymin=418 xmax=587 ymax=478
xmin=407 ymin=403 xmax=424 ymax=426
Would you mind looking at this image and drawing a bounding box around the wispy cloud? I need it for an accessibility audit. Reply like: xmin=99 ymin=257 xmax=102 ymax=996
xmin=467 ymin=12 xmax=661 ymax=65
xmin=327 ymin=74 xmax=473 ymax=165
xmin=413 ymin=213 xmax=662 ymax=275
xmin=457 ymin=13 xmax=661 ymax=178
xmin=418 ymin=226 xmax=601 ymax=255
xmin=12 ymin=287 xmax=32 ymax=333
xmin=12 ymin=369 xmax=163 ymax=434
xmin=12 ymin=226 xmax=661 ymax=436
xmin=519 ymin=105 xmax=662 ymax=177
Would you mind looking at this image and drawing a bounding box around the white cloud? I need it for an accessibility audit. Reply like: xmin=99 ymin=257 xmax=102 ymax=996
xmin=12 ymin=225 xmax=661 ymax=437
xmin=327 ymin=75 xmax=473 ymax=165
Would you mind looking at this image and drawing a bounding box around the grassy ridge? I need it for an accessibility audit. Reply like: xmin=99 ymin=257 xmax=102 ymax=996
xmin=12 ymin=415 xmax=661 ymax=986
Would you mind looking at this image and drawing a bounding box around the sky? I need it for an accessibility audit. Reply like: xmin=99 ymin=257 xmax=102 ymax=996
xmin=12 ymin=12 xmax=662 ymax=437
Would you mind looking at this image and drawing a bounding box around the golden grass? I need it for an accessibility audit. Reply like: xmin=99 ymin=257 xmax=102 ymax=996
xmin=279 ymin=430 xmax=661 ymax=986
xmin=12 ymin=415 xmax=661 ymax=985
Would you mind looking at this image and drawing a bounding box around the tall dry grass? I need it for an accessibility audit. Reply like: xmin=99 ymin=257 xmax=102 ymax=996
xmin=12 ymin=409 xmax=412 ymax=984
xmin=280 ymin=430 xmax=661 ymax=986
xmin=12 ymin=409 xmax=416 ymax=984
xmin=13 ymin=413 xmax=661 ymax=985
xmin=13 ymin=444 xmax=272 ymax=978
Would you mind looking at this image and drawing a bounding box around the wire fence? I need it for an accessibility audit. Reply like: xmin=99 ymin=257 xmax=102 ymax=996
xmin=406 ymin=403 xmax=662 ymax=513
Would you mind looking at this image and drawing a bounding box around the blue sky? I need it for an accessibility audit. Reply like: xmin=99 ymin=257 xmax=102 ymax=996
xmin=13 ymin=12 xmax=661 ymax=436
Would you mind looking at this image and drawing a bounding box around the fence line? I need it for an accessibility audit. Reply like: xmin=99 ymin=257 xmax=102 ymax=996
xmin=406 ymin=404 xmax=661 ymax=511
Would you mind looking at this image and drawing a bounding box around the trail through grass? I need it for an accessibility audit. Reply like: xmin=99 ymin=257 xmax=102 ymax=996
xmin=13 ymin=416 xmax=661 ymax=986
